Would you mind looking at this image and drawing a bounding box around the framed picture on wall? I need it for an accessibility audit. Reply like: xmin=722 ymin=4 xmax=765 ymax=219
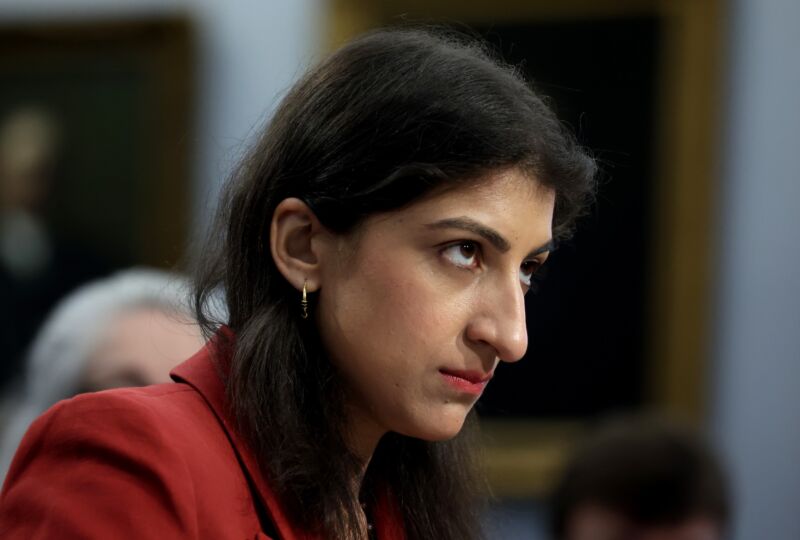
xmin=0 ymin=17 xmax=194 ymax=270
xmin=0 ymin=18 xmax=194 ymax=383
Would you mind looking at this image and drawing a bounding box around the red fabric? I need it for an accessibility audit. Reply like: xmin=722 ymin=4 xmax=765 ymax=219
xmin=0 ymin=337 xmax=406 ymax=539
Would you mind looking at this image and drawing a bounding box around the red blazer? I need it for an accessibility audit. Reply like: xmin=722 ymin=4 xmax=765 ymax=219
xmin=0 ymin=340 xmax=405 ymax=539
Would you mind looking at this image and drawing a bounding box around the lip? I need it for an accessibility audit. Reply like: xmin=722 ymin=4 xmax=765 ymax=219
xmin=439 ymin=368 xmax=493 ymax=396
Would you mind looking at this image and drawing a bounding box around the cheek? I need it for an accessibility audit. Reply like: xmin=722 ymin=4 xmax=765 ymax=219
xmin=318 ymin=252 xmax=463 ymax=376
xmin=389 ymin=265 xmax=469 ymax=352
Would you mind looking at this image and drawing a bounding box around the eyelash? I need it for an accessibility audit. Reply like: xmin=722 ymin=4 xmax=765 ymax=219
xmin=440 ymin=240 xmax=543 ymax=292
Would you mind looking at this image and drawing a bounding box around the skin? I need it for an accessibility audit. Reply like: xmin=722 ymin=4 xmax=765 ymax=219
xmin=81 ymin=307 xmax=206 ymax=392
xmin=565 ymin=505 xmax=722 ymax=540
xmin=271 ymin=168 xmax=556 ymax=464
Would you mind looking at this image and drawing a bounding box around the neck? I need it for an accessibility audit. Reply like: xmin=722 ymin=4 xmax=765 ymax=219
xmin=344 ymin=405 xmax=387 ymax=491
xmin=342 ymin=408 xmax=387 ymax=540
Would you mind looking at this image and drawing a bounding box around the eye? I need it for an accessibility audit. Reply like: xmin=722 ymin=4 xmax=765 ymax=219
xmin=519 ymin=260 xmax=543 ymax=289
xmin=441 ymin=241 xmax=480 ymax=269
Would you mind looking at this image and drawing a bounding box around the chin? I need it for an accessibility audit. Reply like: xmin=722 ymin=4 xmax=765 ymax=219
xmin=403 ymin=406 xmax=471 ymax=442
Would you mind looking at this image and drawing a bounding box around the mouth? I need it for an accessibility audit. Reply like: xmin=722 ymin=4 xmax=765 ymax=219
xmin=438 ymin=368 xmax=493 ymax=396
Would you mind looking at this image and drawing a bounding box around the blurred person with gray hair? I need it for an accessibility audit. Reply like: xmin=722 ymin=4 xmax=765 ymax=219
xmin=0 ymin=268 xmax=207 ymax=481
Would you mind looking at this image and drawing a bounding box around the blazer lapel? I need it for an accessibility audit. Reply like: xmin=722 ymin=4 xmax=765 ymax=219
xmin=171 ymin=330 xmax=405 ymax=540
xmin=171 ymin=335 xmax=317 ymax=540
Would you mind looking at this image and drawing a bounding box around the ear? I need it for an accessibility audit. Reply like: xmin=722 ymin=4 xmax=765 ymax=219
xmin=269 ymin=197 xmax=328 ymax=292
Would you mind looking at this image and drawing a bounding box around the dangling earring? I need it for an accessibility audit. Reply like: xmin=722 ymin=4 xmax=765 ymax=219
xmin=301 ymin=280 xmax=309 ymax=319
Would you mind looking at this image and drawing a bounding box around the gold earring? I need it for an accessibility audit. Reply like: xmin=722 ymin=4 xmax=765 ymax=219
xmin=301 ymin=280 xmax=309 ymax=319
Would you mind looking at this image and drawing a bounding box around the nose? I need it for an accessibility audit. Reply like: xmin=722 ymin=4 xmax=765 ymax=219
xmin=465 ymin=274 xmax=529 ymax=363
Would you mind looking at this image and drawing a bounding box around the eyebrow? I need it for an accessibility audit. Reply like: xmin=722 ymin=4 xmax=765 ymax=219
xmin=425 ymin=217 xmax=555 ymax=257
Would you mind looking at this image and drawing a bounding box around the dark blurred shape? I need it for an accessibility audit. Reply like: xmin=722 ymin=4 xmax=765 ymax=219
xmin=0 ymin=105 xmax=108 ymax=388
xmin=549 ymin=416 xmax=730 ymax=540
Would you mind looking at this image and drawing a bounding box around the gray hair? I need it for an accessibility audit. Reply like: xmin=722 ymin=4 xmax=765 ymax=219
xmin=0 ymin=268 xmax=203 ymax=480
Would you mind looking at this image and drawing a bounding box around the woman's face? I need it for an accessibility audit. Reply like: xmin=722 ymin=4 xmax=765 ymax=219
xmin=316 ymin=168 xmax=555 ymax=447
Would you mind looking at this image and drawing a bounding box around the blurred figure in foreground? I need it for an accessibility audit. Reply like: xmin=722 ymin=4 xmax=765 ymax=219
xmin=550 ymin=416 xmax=730 ymax=540
xmin=0 ymin=268 xmax=206 ymax=481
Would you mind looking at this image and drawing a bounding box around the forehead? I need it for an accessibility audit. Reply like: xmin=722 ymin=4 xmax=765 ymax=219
xmin=374 ymin=168 xmax=555 ymax=234
xmin=431 ymin=168 xmax=550 ymax=207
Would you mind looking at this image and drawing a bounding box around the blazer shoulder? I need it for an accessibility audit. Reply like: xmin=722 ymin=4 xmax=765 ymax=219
xmin=28 ymin=383 xmax=210 ymax=452
xmin=61 ymin=381 xmax=204 ymax=420
xmin=0 ymin=383 xmax=241 ymax=539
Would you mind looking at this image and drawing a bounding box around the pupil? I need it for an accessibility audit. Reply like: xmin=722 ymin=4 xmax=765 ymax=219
xmin=460 ymin=243 xmax=475 ymax=257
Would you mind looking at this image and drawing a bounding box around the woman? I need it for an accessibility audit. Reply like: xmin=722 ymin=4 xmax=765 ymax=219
xmin=0 ymin=27 xmax=595 ymax=539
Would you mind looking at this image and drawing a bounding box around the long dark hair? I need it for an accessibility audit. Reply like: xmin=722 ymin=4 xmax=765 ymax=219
xmin=194 ymin=27 xmax=596 ymax=539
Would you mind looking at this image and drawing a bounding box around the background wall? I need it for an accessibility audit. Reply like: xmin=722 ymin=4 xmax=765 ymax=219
xmin=710 ymin=0 xmax=800 ymax=538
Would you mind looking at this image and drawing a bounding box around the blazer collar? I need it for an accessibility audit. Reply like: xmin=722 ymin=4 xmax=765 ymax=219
xmin=170 ymin=328 xmax=405 ymax=540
